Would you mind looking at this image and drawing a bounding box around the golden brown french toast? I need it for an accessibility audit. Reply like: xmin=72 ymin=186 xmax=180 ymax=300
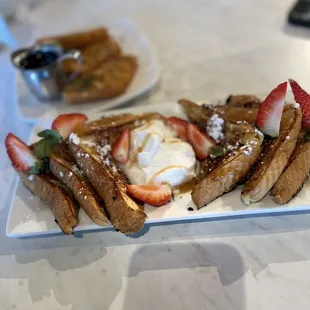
xmin=68 ymin=136 xmax=146 ymax=234
xmin=50 ymin=143 xmax=110 ymax=227
xmin=178 ymin=99 xmax=258 ymax=126
xmin=192 ymin=122 xmax=264 ymax=208
xmin=241 ymin=105 xmax=302 ymax=205
xmin=225 ymin=95 xmax=261 ymax=108
xmin=270 ymin=131 xmax=310 ymax=204
xmin=36 ymin=27 xmax=110 ymax=50
xmin=62 ymin=39 xmax=122 ymax=74
xmin=18 ymin=172 xmax=78 ymax=234
xmin=63 ymin=56 xmax=138 ymax=104
xmin=75 ymin=112 xmax=163 ymax=136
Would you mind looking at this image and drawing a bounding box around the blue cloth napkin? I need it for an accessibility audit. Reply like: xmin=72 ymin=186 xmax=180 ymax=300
xmin=0 ymin=14 xmax=16 ymax=48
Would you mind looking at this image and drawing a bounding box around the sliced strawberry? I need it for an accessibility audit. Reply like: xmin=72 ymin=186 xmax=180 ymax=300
xmin=126 ymin=184 xmax=172 ymax=206
xmin=186 ymin=123 xmax=216 ymax=160
xmin=256 ymin=82 xmax=287 ymax=137
xmin=51 ymin=113 xmax=88 ymax=138
xmin=289 ymin=79 xmax=310 ymax=127
xmin=167 ymin=117 xmax=189 ymax=140
xmin=111 ymin=128 xmax=130 ymax=163
xmin=5 ymin=133 xmax=36 ymax=171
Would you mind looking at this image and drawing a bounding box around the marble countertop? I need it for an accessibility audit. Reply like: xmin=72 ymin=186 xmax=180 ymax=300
xmin=1 ymin=0 xmax=310 ymax=309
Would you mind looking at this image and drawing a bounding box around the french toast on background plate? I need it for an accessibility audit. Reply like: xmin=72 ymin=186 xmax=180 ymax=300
xmin=63 ymin=56 xmax=138 ymax=104
xmin=36 ymin=27 xmax=110 ymax=50
xmin=18 ymin=20 xmax=160 ymax=121
xmin=35 ymin=26 xmax=138 ymax=104
xmin=62 ymin=39 xmax=122 ymax=74
xmin=6 ymin=79 xmax=310 ymax=236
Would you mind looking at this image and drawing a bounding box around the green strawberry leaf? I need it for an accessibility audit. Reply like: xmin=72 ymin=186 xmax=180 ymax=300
xmin=37 ymin=129 xmax=62 ymax=142
xmin=210 ymin=145 xmax=225 ymax=158
xmin=29 ymin=158 xmax=49 ymax=174
xmin=33 ymin=129 xmax=62 ymax=159
xmin=33 ymin=139 xmax=59 ymax=159
xmin=28 ymin=130 xmax=62 ymax=175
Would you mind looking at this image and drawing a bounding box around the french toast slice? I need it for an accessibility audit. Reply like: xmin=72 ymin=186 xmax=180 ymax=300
xmin=49 ymin=143 xmax=110 ymax=227
xmin=36 ymin=27 xmax=110 ymax=50
xmin=62 ymin=39 xmax=122 ymax=74
xmin=68 ymin=136 xmax=146 ymax=234
xmin=270 ymin=131 xmax=310 ymax=204
xmin=241 ymin=105 xmax=302 ymax=205
xmin=225 ymin=95 xmax=261 ymax=108
xmin=63 ymin=55 xmax=138 ymax=104
xmin=192 ymin=122 xmax=264 ymax=208
xmin=18 ymin=172 xmax=78 ymax=234
xmin=75 ymin=112 xmax=163 ymax=136
xmin=178 ymin=99 xmax=258 ymax=126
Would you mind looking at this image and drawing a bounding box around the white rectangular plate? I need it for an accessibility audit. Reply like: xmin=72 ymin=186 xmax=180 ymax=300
xmin=7 ymin=102 xmax=310 ymax=237
xmin=17 ymin=18 xmax=160 ymax=120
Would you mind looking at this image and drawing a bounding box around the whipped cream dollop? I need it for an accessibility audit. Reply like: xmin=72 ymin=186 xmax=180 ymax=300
xmin=122 ymin=119 xmax=196 ymax=187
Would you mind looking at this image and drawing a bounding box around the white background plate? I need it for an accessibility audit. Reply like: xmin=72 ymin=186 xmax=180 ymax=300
xmin=17 ymin=19 xmax=160 ymax=120
xmin=6 ymin=101 xmax=310 ymax=237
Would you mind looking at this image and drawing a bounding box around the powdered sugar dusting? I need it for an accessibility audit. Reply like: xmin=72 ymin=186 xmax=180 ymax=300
xmin=102 ymin=158 xmax=111 ymax=166
xmin=97 ymin=144 xmax=119 ymax=173
xmin=69 ymin=133 xmax=80 ymax=145
xmin=240 ymin=145 xmax=252 ymax=156
xmin=72 ymin=165 xmax=79 ymax=172
xmin=97 ymin=144 xmax=111 ymax=161
xmin=226 ymin=144 xmax=235 ymax=151
xmin=206 ymin=114 xmax=224 ymax=142
xmin=27 ymin=175 xmax=34 ymax=181
xmin=249 ymin=140 xmax=258 ymax=145
xmin=72 ymin=164 xmax=83 ymax=175
xmin=81 ymin=140 xmax=97 ymax=148
xmin=254 ymin=128 xmax=264 ymax=137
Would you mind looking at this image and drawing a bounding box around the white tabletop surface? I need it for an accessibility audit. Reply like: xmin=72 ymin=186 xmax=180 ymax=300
xmin=1 ymin=0 xmax=310 ymax=309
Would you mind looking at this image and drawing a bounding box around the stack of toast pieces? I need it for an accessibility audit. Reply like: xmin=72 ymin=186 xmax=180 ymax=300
xmin=36 ymin=27 xmax=137 ymax=104
xmin=19 ymin=113 xmax=162 ymax=235
xmin=12 ymin=82 xmax=310 ymax=235
xmin=179 ymin=93 xmax=310 ymax=209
